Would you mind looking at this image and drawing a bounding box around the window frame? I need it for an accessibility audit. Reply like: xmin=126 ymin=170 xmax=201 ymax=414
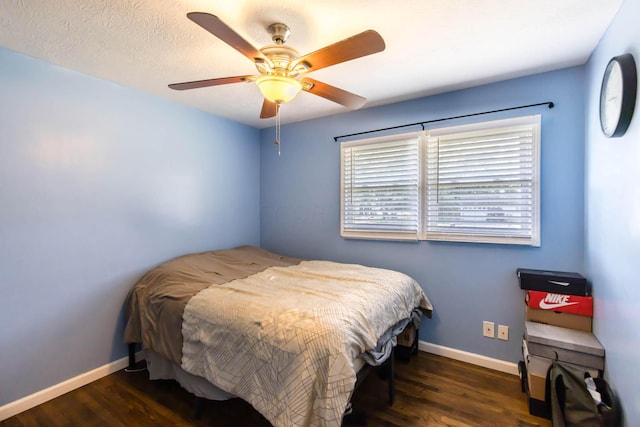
xmin=339 ymin=114 xmax=542 ymax=246
xmin=422 ymin=115 xmax=541 ymax=246
xmin=340 ymin=132 xmax=422 ymax=241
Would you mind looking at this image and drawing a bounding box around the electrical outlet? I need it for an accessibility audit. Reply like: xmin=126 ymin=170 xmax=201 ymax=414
xmin=483 ymin=321 xmax=495 ymax=338
xmin=498 ymin=325 xmax=509 ymax=341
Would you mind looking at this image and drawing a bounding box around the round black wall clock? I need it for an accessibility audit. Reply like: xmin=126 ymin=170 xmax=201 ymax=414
xmin=600 ymin=53 xmax=637 ymax=138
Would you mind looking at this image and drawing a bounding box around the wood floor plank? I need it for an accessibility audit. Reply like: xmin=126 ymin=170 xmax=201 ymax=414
xmin=1 ymin=351 xmax=551 ymax=426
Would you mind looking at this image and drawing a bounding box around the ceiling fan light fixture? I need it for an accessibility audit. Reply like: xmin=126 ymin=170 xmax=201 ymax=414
xmin=256 ymin=75 xmax=302 ymax=104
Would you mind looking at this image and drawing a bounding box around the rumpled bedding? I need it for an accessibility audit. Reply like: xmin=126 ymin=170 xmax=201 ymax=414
xmin=124 ymin=246 xmax=302 ymax=364
xmin=124 ymin=246 xmax=432 ymax=427
xmin=182 ymin=260 xmax=430 ymax=426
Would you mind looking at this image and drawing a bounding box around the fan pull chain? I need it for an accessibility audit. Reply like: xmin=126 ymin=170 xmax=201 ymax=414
xmin=274 ymin=102 xmax=281 ymax=156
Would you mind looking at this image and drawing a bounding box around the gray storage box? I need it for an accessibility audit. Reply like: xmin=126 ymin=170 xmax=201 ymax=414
xmin=524 ymin=321 xmax=605 ymax=371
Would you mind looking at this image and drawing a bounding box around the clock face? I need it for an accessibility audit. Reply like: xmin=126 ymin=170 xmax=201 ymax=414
xmin=600 ymin=61 xmax=623 ymax=137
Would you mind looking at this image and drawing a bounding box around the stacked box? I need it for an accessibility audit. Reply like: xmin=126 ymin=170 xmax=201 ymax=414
xmin=525 ymin=305 xmax=591 ymax=332
xmin=522 ymin=339 xmax=600 ymax=418
xmin=517 ymin=268 xmax=588 ymax=295
xmin=526 ymin=290 xmax=593 ymax=315
xmin=519 ymin=269 xmax=593 ymax=332
xmin=525 ymin=321 xmax=604 ymax=370
xmin=525 ymin=290 xmax=593 ymax=332
xmin=517 ymin=268 xmax=602 ymax=419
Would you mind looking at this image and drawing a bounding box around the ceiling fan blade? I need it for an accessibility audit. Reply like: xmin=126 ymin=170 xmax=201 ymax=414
xmin=260 ymin=99 xmax=278 ymax=119
xmin=291 ymin=30 xmax=385 ymax=73
xmin=187 ymin=12 xmax=268 ymax=63
xmin=168 ymin=75 xmax=254 ymax=91
xmin=301 ymin=78 xmax=367 ymax=109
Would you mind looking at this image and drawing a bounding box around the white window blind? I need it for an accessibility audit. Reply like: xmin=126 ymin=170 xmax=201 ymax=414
xmin=339 ymin=115 xmax=541 ymax=245
xmin=341 ymin=133 xmax=420 ymax=240
xmin=424 ymin=116 xmax=540 ymax=245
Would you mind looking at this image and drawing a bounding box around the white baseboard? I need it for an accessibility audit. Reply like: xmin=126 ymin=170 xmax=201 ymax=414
xmin=2 ymin=344 xmax=516 ymax=421
xmin=418 ymin=340 xmax=519 ymax=376
xmin=0 ymin=351 xmax=144 ymax=421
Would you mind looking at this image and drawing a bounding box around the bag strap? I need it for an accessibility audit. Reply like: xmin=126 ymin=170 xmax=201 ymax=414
xmin=548 ymin=362 xmax=567 ymax=427
xmin=545 ymin=361 xmax=556 ymax=422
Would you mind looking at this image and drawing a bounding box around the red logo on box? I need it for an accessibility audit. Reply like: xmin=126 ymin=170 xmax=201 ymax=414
xmin=526 ymin=291 xmax=593 ymax=316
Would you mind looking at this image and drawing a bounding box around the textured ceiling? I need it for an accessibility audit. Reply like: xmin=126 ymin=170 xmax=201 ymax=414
xmin=0 ymin=0 xmax=622 ymax=128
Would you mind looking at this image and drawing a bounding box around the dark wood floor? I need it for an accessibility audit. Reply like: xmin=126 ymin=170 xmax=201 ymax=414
xmin=2 ymin=351 xmax=550 ymax=427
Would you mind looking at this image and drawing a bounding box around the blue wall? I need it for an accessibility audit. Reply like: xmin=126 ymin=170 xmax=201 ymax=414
xmin=9 ymin=11 xmax=637 ymax=416
xmin=585 ymin=0 xmax=640 ymax=423
xmin=260 ymin=67 xmax=586 ymax=363
xmin=0 ymin=48 xmax=261 ymax=405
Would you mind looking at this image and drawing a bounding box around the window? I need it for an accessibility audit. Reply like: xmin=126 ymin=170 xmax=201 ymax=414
xmin=341 ymin=133 xmax=420 ymax=241
xmin=340 ymin=115 xmax=541 ymax=246
xmin=424 ymin=116 xmax=540 ymax=245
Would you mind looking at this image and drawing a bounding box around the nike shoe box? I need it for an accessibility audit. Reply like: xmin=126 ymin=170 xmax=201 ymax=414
xmin=517 ymin=268 xmax=589 ymax=296
xmin=525 ymin=305 xmax=592 ymax=332
xmin=524 ymin=321 xmax=605 ymax=371
xmin=526 ymin=290 xmax=593 ymax=316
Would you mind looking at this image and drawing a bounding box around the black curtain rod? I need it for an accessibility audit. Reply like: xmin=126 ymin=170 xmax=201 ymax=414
xmin=332 ymin=101 xmax=554 ymax=142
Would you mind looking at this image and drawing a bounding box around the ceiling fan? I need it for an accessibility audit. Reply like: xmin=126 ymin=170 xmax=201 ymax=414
xmin=168 ymin=13 xmax=386 ymax=120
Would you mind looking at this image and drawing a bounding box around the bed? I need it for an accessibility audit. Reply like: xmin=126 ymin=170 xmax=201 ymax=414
xmin=124 ymin=245 xmax=432 ymax=427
